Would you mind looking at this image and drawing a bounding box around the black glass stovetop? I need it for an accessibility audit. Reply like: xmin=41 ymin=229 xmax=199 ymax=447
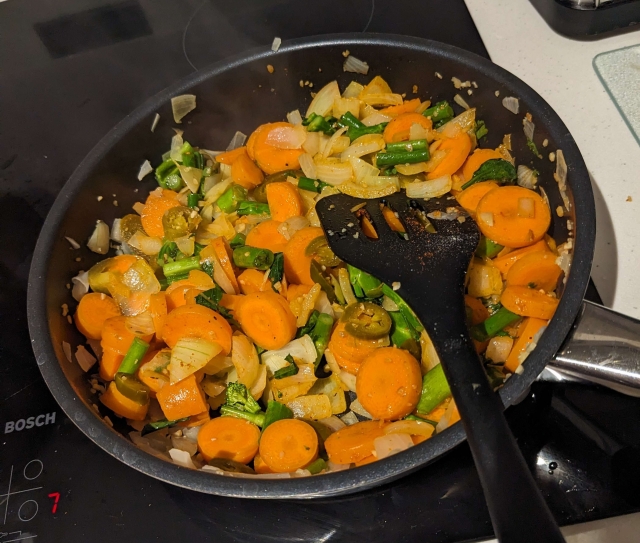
xmin=2 ymin=1 xmax=640 ymax=541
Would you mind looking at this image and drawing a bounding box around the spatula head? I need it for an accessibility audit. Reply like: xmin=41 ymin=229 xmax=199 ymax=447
xmin=315 ymin=191 xmax=480 ymax=289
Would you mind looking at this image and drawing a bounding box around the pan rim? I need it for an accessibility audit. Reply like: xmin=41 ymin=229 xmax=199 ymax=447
xmin=27 ymin=32 xmax=595 ymax=498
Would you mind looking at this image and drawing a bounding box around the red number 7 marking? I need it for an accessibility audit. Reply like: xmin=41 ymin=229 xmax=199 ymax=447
xmin=48 ymin=492 xmax=60 ymax=514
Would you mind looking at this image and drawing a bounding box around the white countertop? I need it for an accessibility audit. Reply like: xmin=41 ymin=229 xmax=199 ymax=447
xmin=465 ymin=0 xmax=640 ymax=320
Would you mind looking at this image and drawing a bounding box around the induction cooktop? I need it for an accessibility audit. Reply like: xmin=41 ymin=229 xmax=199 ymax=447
xmin=2 ymin=1 xmax=640 ymax=541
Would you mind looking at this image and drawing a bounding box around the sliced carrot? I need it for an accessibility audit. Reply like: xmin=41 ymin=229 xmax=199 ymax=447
xmin=201 ymin=237 xmax=239 ymax=293
xmin=235 ymin=290 xmax=297 ymax=350
xmin=492 ymin=240 xmax=548 ymax=276
xmin=286 ymin=283 xmax=313 ymax=302
xmin=165 ymin=270 xmax=214 ymax=311
xmin=246 ymin=125 xmax=268 ymax=161
xmin=259 ymin=419 xmax=318 ymax=473
xmin=156 ymin=374 xmax=208 ymax=421
xmin=505 ymin=317 xmax=548 ymax=373
xmin=74 ymin=293 xmax=121 ymax=340
xmin=237 ymin=268 xmax=271 ymax=294
xmin=140 ymin=190 xmax=181 ymax=238
xmin=99 ymin=349 xmax=124 ymax=381
xmin=506 ymin=251 xmax=562 ymax=292
xmin=215 ymin=146 xmax=248 ymax=165
xmin=379 ymin=98 xmax=422 ymax=117
xmin=501 ymin=286 xmax=559 ymax=320
xmin=327 ymin=321 xmax=385 ymax=375
xmin=245 ymin=220 xmax=288 ymax=254
xmin=381 ymin=206 xmax=405 ymax=232
xmin=149 ymin=292 xmax=168 ymax=338
xmin=100 ymin=381 xmax=148 ymax=420
xmin=101 ymin=316 xmax=153 ymax=355
xmin=162 ymin=304 xmax=233 ymax=353
xmin=456 ymin=181 xmax=499 ymax=215
xmin=252 ymin=122 xmax=303 ymax=174
xmin=383 ymin=113 xmax=432 ymax=143
xmin=476 ymin=186 xmax=551 ymax=248
xmin=356 ymin=347 xmax=422 ymax=421
xmin=324 ymin=420 xmax=388 ymax=464
xmin=219 ymin=293 xmax=244 ymax=315
xmin=465 ymin=295 xmax=490 ymax=354
xmin=461 ymin=148 xmax=503 ymax=181
xmin=354 ymin=454 xmax=378 ymax=467
xmin=253 ymin=454 xmax=275 ymax=474
xmin=266 ymin=182 xmax=303 ymax=222
xmin=283 ymin=226 xmax=324 ymax=285
xmin=197 ymin=416 xmax=260 ymax=463
xmin=427 ymin=132 xmax=472 ymax=180
xmin=183 ymin=410 xmax=211 ymax=427
xmin=232 ymin=153 xmax=265 ymax=189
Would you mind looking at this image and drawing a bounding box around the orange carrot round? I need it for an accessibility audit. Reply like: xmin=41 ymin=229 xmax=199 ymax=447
xmin=266 ymin=182 xmax=303 ymax=222
xmin=356 ymin=347 xmax=422 ymax=420
xmin=149 ymin=292 xmax=168 ymax=338
xmin=100 ymin=381 xmax=148 ymax=420
xmin=283 ymin=226 xmax=324 ymax=285
xmin=501 ymin=285 xmax=559 ymax=320
xmin=379 ymin=98 xmax=421 ymax=117
xmin=492 ymin=240 xmax=548 ymax=276
xmin=324 ymin=420 xmax=388 ymax=464
xmin=215 ymin=146 xmax=248 ymax=165
xmin=427 ymin=132 xmax=472 ymax=180
xmin=259 ymin=419 xmax=318 ymax=473
xmin=101 ymin=316 xmax=152 ymax=355
xmin=197 ymin=416 xmax=260 ymax=464
xmin=161 ymin=304 xmax=233 ymax=353
xmin=251 ymin=122 xmax=303 ymax=174
xmin=327 ymin=321 xmax=385 ymax=375
xmin=140 ymin=190 xmax=181 ymax=238
xmin=232 ymin=153 xmax=265 ymax=189
xmin=245 ymin=220 xmax=288 ymax=254
xmin=253 ymin=454 xmax=275 ymax=474
xmin=99 ymin=349 xmax=124 ymax=381
xmin=506 ymin=251 xmax=561 ymax=292
xmin=383 ymin=113 xmax=432 ymax=143
xmin=237 ymin=268 xmax=272 ymax=294
xmin=461 ymin=148 xmax=503 ymax=181
xmin=156 ymin=374 xmax=208 ymax=421
xmin=456 ymin=181 xmax=499 ymax=214
xmin=74 ymin=293 xmax=121 ymax=340
xmin=476 ymin=186 xmax=551 ymax=248
xmin=235 ymin=291 xmax=297 ymax=350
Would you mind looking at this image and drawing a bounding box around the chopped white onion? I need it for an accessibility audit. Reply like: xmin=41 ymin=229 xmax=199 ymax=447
xmin=62 ymin=341 xmax=73 ymax=363
xmin=342 ymin=80 xmax=364 ymax=98
xmin=169 ymin=131 xmax=184 ymax=161
xmin=409 ymin=122 xmax=429 ymax=141
xmin=87 ymin=220 xmax=110 ymax=254
xmin=318 ymin=416 xmax=347 ymax=433
xmin=271 ymin=36 xmax=282 ymax=51
xmin=314 ymin=294 xmax=334 ymax=318
xmin=486 ymin=336 xmax=514 ymax=363
xmin=262 ymin=335 xmax=317 ymax=371
xmin=298 ymin=152 xmax=317 ymax=179
xmin=125 ymin=311 xmax=156 ymax=336
xmin=171 ymin=94 xmax=196 ymax=124
xmin=360 ymin=93 xmax=403 ymax=107
xmin=349 ymin=398 xmax=372 ymax=419
xmin=175 ymin=235 xmax=195 ymax=256
xmin=343 ymin=55 xmax=369 ymax=75
xmin=170 ymin=337 xmax=222 ymax=384
xmin=405 ymin=175 xmax=452 ymax=199
xmin=382 ymin=295 xmax=399 ymax=312
xmin=169 ymin=448 xmax=196 ymax=469
xmin=517 ymin=197 xmax=535 ymax=218
xmin=209 ymin=250 xmax=235 ymax=294
xmin=75 ymin=345 xmax=96 ymax=372
xmin=316 ymin=158 xmax=352 ymax=186
xmin=323 ymin=126 xmax=348 ymax=158
xmin=302 ymin=131 xmax=320 ymax=156
xmin=436 ymin=400 xmax=460 ymax=433
xmin=265 ymin=125 xmax=307 ymax=149
xmin=341 ymin=134 xmax=385 ymax=162
xmin=517 ymin=165 xmax=538 ymax=189
xmin=339 ymin=411 xmax=359 ymax=426
xmin=374 ymin=433 xmax=414 ymax=460
xmin=437 ymin=108 xmax=476 ymax=137
xmin=395 ymin=162 xmax=428 ymax=176
xmin=176 ymin=164 xmax=203 ymax=193
xmin=86 ymin=338 xmax=102 ymax=360
xmin=127 ymin=230 xmax=163 ymax=255
xmin=137 ymin=160 xmax=153 ymax=181
xmin=339 ymin=371 xmax=357 ymax=392
xmin=276 ymin=216 xmax=309 ymax=240
xmin=110 ymin=219 xmax=123 ymax=242
xmin=384 ymin=420 xmax=435 ymax=438
xmin=479 ymin=212 xmax=494 ymax=227
xmin=360 ymin=112 xmax=392 ymax=127
xmin=204 ymin=177 xmax=233 ymax=205
xmin=502 ymin=96 xmax=519 ymax=115
xmin=286 ymin=109 xmax=303 ymax=126
xmin=453 ymin=93 xmax=470 ymax=110
xmin=349 ymin=156 xmax=379 ymax=183
xmin=554 ymin=149 xmax=570 ymax=210
xmin=150 ymin=113 xmax=160 ymax=132
xmin=523 ymin=117 xmax=535 ymax=141
xmin=65 ymin=236 xmax=80 ymax=249
xmin=71 ymin=270 xmax=89 ymax=302
xmin=226 ymin=131 xmax=247 ymax=151
xmin=306 ymin=80 xmax=341 ymax=118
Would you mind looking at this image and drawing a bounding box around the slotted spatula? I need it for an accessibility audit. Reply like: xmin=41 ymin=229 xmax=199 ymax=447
xmin=316 ymin=192 xmax=564 ymax=543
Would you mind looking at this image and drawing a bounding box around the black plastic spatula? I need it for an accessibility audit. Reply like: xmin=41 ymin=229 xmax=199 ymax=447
xmin=316 ymin=192 xmax=565 ymax=543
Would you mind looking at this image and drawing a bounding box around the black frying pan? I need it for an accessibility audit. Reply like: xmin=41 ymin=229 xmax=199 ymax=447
xmin=27 ymin=35 xmax=596 ymax=503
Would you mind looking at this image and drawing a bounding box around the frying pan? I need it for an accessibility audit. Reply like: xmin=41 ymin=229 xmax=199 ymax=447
xmin=27 ymin=35 xmax=640 ymax=502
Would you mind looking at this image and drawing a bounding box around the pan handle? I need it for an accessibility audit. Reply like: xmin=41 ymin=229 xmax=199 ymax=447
xmin=548 ymin=301 xmax=640 ymax=394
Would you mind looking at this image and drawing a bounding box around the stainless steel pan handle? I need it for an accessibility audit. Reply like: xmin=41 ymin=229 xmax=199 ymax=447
xmin=547 ymin=301 xmax=640 ymax=395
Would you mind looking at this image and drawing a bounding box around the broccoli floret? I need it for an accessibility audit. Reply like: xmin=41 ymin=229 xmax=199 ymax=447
xmin=224 ymin=382 xmax=262 ymax=413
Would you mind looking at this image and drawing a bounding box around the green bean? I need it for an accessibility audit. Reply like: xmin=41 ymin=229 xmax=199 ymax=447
xmin=117 ymin=338 xmax=150 ymax=374
xmin=376 ymin=149 xmax=430 ymax=167
xmin=385 ymin=139 xmax=428 ymax=153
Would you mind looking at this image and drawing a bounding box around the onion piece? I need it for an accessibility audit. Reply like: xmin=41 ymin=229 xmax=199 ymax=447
xmin=342 ymin=81 xmax=364 ymax=98
xmin=262 ymin=335 xmax=317 ymax=371
xmin=341 ymin=134 xmax=385 ymax=162
xmin=517 ymin=165 xmax=538 ymax=189
xmin=276 ymin=216 xmax=309 ymax=240
xmin=302 ymin=131 xmax=320 ymax=156
xmin=177 ymin=164 xmax=203 ymax=193
xmin=350 ymin=398 xmax=373 ymax=419
xmin=436 ymin=400 xmax=460 ymax=433
xmin=286 ymin=109 xmax=303 ymax=126
xmin=360 ymin=93 xmax=403 ymax=107
xmin=87 ymin=220 xmax=110 ymax=255
xmin=137 ymin=160 xmax=153 ymax=181
xmin=381 ymin=295 xmax=399 ymax=312
xmin=265 ymin=125 xmax=307 ymax=149
xmin=423 ymin=149 xmax=447 ymax=173
xmin=110 ymin=219 xmax=123 ymax=243
xmin=405 ymin=175 xmax=452 ymax=199
xmin=65 ymin=236 xmax=81 ymax=249
xmin=226 ymin=131 xmax=247 ymax=151
xmin=323 ymin=126 xmax=348 ymax=158
xmin=62 ymin=341 xmax=73 ymax=363
xmin=409 ymin=122 xmax=429 ymax=141
xmin=360 ymin=112 xmax=392 ymax=127
xmin=502 ymin=96 xmax=519 ymax=114
xmin=169 ymin=448 xmax=196 ymax=469
xmin=128 ymin=231 xmax=163 ymax=255
xmin=340 ymin=411 xmax=359 ymax=426
xmin=150 ymin=113 xmax=160 ymax=132
xmin=478 ymin=212 xmax=494 ymax=227
xmin=125 ymin=311 xmax=156 ymax=336
xmin=339 ymin=371 xmax=357 ymax=392
xmin=315 ymin=158 xmax=352 ymax=186
xmin=523 ymin=116 xmax=535 ymax=141
xmin=298 ymin=152 xmax=317 ymax=179
xmin=349 ymin=156 xmax=379 ymax=183
xmin=204 ymin=178 xmax=233 ymax=205
xmin=318 ymin=416 xmax=347 ymax=433
xmin=338 ymin=268 xmax=357 ymax=305
xmin=395 ymin=162 xmax=428 ymax=176
xmin=170 ymin=337 xmax=222 ymax=384
xmin=306 ymin=80 xmax=341 ymax=117
xmin=271 ymin=36 xmax=281 ymax=51
xmin=343 ymin=55 xmax=369 ymax=74
xmin=453 ymin=94 xmax=470 ymax=110
xmin=517 ymin=197 xmax=535 ymax=218
xmin=169 ymin=131 xmax=184 ymax=161
xmin=175 ymin=235 xmax=195 ymax=256
xmin=75 ymin=345 xmax=97 ymax=372
xmin=384 ymin=420 xmax=435 ymax=438
xmin=71 ymin=270 xmax=89 ymax=302
xmin=339 ymin=177 xmax=399 ymax=199
xmin=314 ymin=293 xmax=334 ymax=318
xmin=437 ymin=108 xmax=476 ymax=137
xmin=209 ymin=249 xmax=235 ymax=294
xmin=554 ymin=149 xmax=570 ymax=210
xmin=171 ymin=94 xmax=196 ymax=124
xmin=374 ymin=433 xmax=414 ymax=460
xmin=486 ymin=336 xmax=514 ymax=363
xmin=231 ymin=334 xmax=260 ymax=388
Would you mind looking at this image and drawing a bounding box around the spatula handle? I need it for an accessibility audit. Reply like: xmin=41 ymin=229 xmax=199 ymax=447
xmin=410 ymin=290 xmax=565 ymax=543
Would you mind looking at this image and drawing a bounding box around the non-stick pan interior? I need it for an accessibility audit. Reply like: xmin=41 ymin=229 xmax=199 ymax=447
xmin=28 ymin=34 xmax=594 ymax=498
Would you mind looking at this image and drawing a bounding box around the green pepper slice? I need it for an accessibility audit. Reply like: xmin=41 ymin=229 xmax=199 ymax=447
xmin=342 ymin=301 xmax=392 ymax=339
xmin=252 ymin=170 xmax=301 ymax=203
xmin=305 ymin=236 xmax=342 ymax=267
xmin=114 ymin=372 xmax=151 ymax=405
